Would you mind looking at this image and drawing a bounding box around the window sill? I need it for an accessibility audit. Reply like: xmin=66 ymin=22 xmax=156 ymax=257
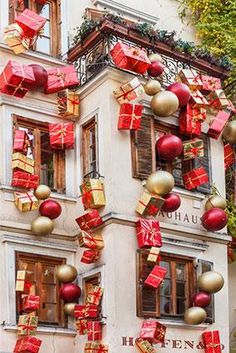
xmin=3 ymin=325 xmax=77 ymax=336
xmin=157 ymin=318 xmax=210 ymax=330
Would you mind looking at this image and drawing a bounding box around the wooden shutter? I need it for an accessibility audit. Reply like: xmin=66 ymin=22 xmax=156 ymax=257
xmin=54 ymin=151 xmax=65 ymax=193
xmin=131 ymin=116 xmax=155 ymax=179
xmin=197 ymin=259 xmax=214 ymax=323
xmin=8 ymin=0 xmax=16 ymax=23
xmin=195 ymin=134 xmax=211 ymax=194
xmin=56 ymin=0 xmax=62 ymax=57
xmin=136 ymin=250 xmax=159 ymax=317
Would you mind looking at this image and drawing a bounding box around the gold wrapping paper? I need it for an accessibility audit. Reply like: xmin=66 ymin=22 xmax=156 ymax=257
xmin=80 ymin=178 xmax=106 ymax=209
xmin=14 ymin=192 xmax=39 ymax=212
xmin=113 ymin=77 xmax=144 ymax=104
xmin=17 ymin=315 xmax=38 ymax=336
xmin=147 ymin=247 xmax=160 ymax=262
xmin=4 ymin=23 xmax=30 ymax=55
xmin=12 ymin=153 xmax=34 ymax=174
xmin=57 ymin=90 xmax=80 ymax=120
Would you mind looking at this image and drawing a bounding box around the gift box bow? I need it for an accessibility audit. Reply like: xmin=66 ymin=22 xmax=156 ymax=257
xmin=138 ymin=220 xmax=159 ymax=243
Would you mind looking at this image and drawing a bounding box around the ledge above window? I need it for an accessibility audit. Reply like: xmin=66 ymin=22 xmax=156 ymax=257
xmin=3 ymin=325 xmax=77 ymax=336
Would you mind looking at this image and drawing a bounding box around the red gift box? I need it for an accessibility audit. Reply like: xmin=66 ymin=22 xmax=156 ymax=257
xmin=49 ymin=123 xmax=74 ymax=150
xmin=178 ymin=68 xmax=203 ymax=90
xmin=183 ymin=167 xmax=209 ymax=190
xmin=179 ymin=106 xmax=202 ymax=136
xmin=118 ymin=103 xmax=143 ymax=130
xmin=144 ymin=265 xmax=167 ymax=289
xmin=207 ymin=89 xmax=229 ymax=111
xmin=0 ymin=60 xmax=35 ymax=98
xmin=224 ymin=144 xmax=234 ymax=169
xmin=87 ymin=321 xmax=102 ymax=341
xmin=12 ymin=171 xmax=39 ymax=189
xmin=110 ymin=42 xmax=150 ymax=74
xmin=139 ymin=320 xmax=166 ymax=344
xmin=76 ymin=210 xmax=103 ymax=231
xmin=45 ymin=66 xmax=79 ymax=94
xmin=81 ymin=249 xmax=100 ymax=264
xmin=13 ymin=336 xmax=42 ymax=353
xmin=13 ymin=130 xmax=30 ymax=154
xmin=202 ymin=330 xmax=222 ymax=353
xmin=16 ymin=9 xmax=46 ymax=39
xmin=190 ymin=90 xmax=209 ymax=108
xmin=75 ymin=319 xmax=88 ymax=335
xmin=207 ymin=110 xmax=231 ymax=139
xmin=74 ymin=304 xmax=99 ymax=318
xmin=86 ymin=286 xmax=103 ymax=306
xmin=201 ymin=75 xmax=222 ymax=94
xmin=136 ymin=219 xmax=162 ymax=248
xmin=21 ymin=295 xmax=40 ymax=313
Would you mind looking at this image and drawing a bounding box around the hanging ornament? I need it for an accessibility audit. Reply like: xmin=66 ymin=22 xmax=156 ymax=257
xmin=201 ymin=208 xmax=228 ymax=231
xmin=31 ymin=216 xmax=54 ymax=236
xmin=161 ymin=193 xmax=181 ymax=212
xmin=146 ymin=171 xmax=175 ymax=196
xmin=222 ymin=120 xmax=236 ymax=144
xmin=39 ymin=199 xmax=62 ymax=219
xmin=148 ymin=53 xmax=163 ymax=63
xmin=184 ymin=306 xmax=207 ymax=325
xmin=198 ymin=271 xmax=224 ymax=293
xmin=156 ymin=134 xmax=183 ymax=160
xmin=34 ymin=185 xmax=51 ymax=200
xmin=205 ymin=195 xmax=227 ymax=211
xmin=143 ymin=80 xmax=161 ymax=96
xmin=64 ymin=302 xmax=77 ymax=316
xmin=59 ymin=283 xmax=81 ymax=302
xmin=192 ymin=291 xmax=211 ymax=308
xmin=151 ymin=91 xmax=179 ymax=117
xmin=166 ymin=82 xmax=191 ymax=106
xmin=27 ymin=64 xmax=48 ymax=91
xmin=56 ymin=264 xmax=78 ymax=283
xmin=147 ymin=61 xmax=165 ymax=77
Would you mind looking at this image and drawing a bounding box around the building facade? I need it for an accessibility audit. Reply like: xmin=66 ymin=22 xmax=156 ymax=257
xmin=0 ymin=1 xmax=234 ymax=353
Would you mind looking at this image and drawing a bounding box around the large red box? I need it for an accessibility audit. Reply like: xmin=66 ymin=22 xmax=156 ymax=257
xmin=144 ymin=265 xmax=167 ymax=289
xmin=183 ymin=167 xmax=209 ymax=190
xmin=16 ymin=8 xmax=46 ymax=38
xmin=207 ymin=110 xmax=231 ymax=139
xmin=118 ymin=103 xmax=143 ymax=130
xmin=13 ymin=336 xmax=42 ymax=353
xmin=12 ymin=171 xmax=39 ymax=189
xmin=139 ymin=320 xmax=166 ymax=344
xmin=110 ymin=42 xmax=150 ymax=74
xmin=13 ymin=130 xmax=29 ymax=154
xmin=202 ymin=330 xmax=222 ymax=353
xmin=74 ymin=304 xmax=99 ymax=319
xmin=49 ymin=123 xmax=74 ymax=150
xmin=21 ymin=295 xmax=40 ymax=313
xmin=136 ymin=219 xmax=162 ymax=248
xmin=179 ymin=106 xmax=202 ymax=136
xmin=45 ymin=66 xmax=79 ymax=94
xmin=87 ymin=321 xmax=102 ymax=341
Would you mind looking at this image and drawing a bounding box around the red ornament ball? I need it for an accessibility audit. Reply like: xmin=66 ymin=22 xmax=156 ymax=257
xmin=59 ymin=283 xmax=81 ymax=302
xmin=192 ymin=291 xmax=211 ymax=308
xmin=201 ymin=208 xmax=228 ymax=231
xmin=27 ymin=64 xmax=48 ymax=91
xmin=162 ymin=193 xmax=181 ymax=212
xmin=166 ymin=82 xmax=191 ymax=106
xmin=39 ymin=199 xmax=62 ymax=219
xmin=147 ymin=61 xmax=165 ymax=77
xmin=156 ymin=134 xmax=183 ymax=160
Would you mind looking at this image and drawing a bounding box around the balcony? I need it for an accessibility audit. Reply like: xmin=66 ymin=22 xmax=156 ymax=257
xmin=67 ymin=17 xmax=230 ymax=87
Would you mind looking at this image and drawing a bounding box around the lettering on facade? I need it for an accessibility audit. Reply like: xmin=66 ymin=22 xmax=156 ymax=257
xmin=158 ymin=211 xmax=200 ymax=225
xmin=122 ymin=337 xmax=134 ymax=346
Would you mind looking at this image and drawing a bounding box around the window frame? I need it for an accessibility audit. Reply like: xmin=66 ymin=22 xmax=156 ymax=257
xmin=82 ymin=117 xmax=99 ymax=178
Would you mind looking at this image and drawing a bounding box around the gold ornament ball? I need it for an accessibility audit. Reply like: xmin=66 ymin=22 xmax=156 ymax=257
xmin=34 ymin=185 xmax=51 ymax=200
xmin=144 ymin=80 xmax=162 ymax=96
xmin=149 ymin=53 xmax=163 ymax=63
xmin=151 ymin=91 xmax=179 ymax=117
xmin=198 ymin=271 xmax=224 ymax=294
xmin=146 ymin=171 xmax=175 ymax=196
xmin=56 ymin=264 xmax=78 ymax=283
xmin=184 ymin=307 xmax=207 ymax=325
xmin=31 ymin=216 xmax=54 ymax=236
xmin=64 ymin=302 xmax=76 ymax=316
xmin=222 ymin=121 xmax=236 ymax=144
xmin=205 ymin=195 xmax=227 ymax=211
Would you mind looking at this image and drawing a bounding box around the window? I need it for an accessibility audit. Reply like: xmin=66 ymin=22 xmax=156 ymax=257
xmin=82 ymin=118 xmax=98 ymax=177
xmin=16 ymin=252 xmax=66 ymax=327
xmin=131 ymin=116 xmax=211 ymax=193
xmin=9 ymin=0 xmax=61 ymax=57
xmin=13 ymin=115 xmax=66 ymax=193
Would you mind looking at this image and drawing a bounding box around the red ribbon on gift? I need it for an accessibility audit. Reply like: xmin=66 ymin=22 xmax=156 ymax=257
xmin=16 ymin=192 xmax=35 ymax=210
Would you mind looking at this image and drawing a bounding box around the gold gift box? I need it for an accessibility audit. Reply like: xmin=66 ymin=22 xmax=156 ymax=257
xmin=207 ymin=89 xmax=229 ymax=110
xmin=16 ymin=270 xmax=30 ymax=292
xmin=147 ymin=247 xmax=160 ymax=263
xmin=57 ymin=90 xmax=80 ymax=120
xmin=12 ymin=153 xmax=34 ymax=174
xmin=17 ymin=315 xmax=38 ymax=336
xmin=135 ymin=338 xmax=156 ymax=353
xmin=4 ymin=23 xmax=30 ymax=55
xmin=78 ymin=231 xmax=104 ymax=250
xmin=113 ymin=77 xmax=144 ymax=104
xmin=84 ymin=342 xmax=108 ymax=353
xmin=80 ymin=178 xmax=106 ymax=209
xmin=178 ymin=69 xmax=203 ymax=91
xmin=136 ymin=190 xmax=164 ymax=216
xmin=14 ymin=192 xmax=39 ymax=212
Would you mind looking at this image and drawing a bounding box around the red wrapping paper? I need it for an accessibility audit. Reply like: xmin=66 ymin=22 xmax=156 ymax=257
xmin=76 ymin=210 xmax=103 ymax=231
xmin=87 ymin=321 xmax=102 ymax=341
xmin=110 ymin=42 xmax=150 ymax=74
xmin=139 ymin=320 xmax=166 ymax=344
xmin=49 ymin=122 xmax=74 ymax=150
xmin=118 ymin=103 xmax=143 ymax=130
xmin=136 ymin=219 xmax=162 ymax=248
xmin=179 ymin=106 xmax=202 ymax=136
xmin=201 ymin=75 xmax=222 ymax=94
xmin=207 ymin=89 xmax=229 ymax=111
xmin=0 ymin=60 xmax=35 ymax=98
xmin=12 ymin=171 xmax=39 ymax=189
xmin=45 ymin=66 xmax=79 ymax=94
xmin=202 ymin=330 xmax=222 ymax=353
xmin=74 ymin=304 xmax=99 ymax=318
xmin=13 ymin=130 xmax=29 ymax=154
xmin=224 ymin=144 xmax=234 ymax=169
xmin=86 ymin=286 xmax=103 ymax=305
xmin=21 ymin=295 xmax=40 ymax=313
xmin=13 ymin=336 xmax=42 ymax=353
xmin=183 ymin=167 xmax=209 ymax=190
xmin=144 ymin=265 xmax=167 ymax=289
xmin=207 ymin=110 xmax=231 ymax=139
xmin=81 ymin=249 xmax=100 ymax=264
xmin=75 ymin=319 xmax=88 ymax=334
xmin=16 ymin=9 xmax=46 ymax=39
